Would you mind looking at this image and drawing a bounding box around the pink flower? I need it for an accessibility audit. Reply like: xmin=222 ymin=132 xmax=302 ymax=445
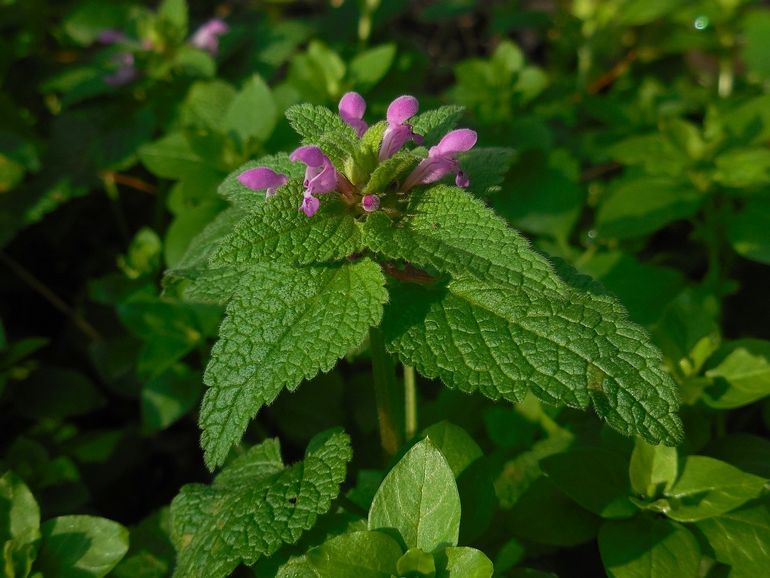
xmin=339 ymin=92 xmax=368 ymax=137
xmin=379 ymin=95 xmax=423 ymax=160
xmin=237 ymin=167 xmax=289 ymax=198
xmin=190 ymin=19 xmax=229 ymax=55
xmin=290 ymin=146 xmax=337 ymax=217
xmin=403 ymin=129 xmax=477 ymax=190
xmin=362 ymin=194 xmax=380 ymax=212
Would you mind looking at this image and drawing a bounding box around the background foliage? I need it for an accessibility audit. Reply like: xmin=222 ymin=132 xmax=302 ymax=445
xmin=1 ymin=0 xmax=769 ymax=576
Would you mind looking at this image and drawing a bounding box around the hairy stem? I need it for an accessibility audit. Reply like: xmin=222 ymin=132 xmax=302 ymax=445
xmin=404 ymin=365 xmax=417 ymax=439
xmin=369 ymin=326 xmax=403 ymax=456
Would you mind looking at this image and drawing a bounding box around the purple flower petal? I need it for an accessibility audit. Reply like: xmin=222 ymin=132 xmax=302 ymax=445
xmin=98 ymin=29 xmax=127 ymax=44
xmin=105 ymin=52 xmax=136 ymax=86
xmin=362 ymin=194 xmax=380 ymax=212
xmin=237 ymin=167 xmax=288 ymax=197
xmin=301 ymin=195 xmax=320 ymax=217
xmin=380 ymin=125 xmax=416 ymax=161
xmin=190 ymin=19 xmax=229 ymax=55
xmin=387 ymin=95 xmax=419 ymax=125
xmin=339 ymin=92 xmax=368 ymax=137
xmin=432 ymin=129 xmax=478 ymax=157
xmin=290 ymin=145 xmax=326 ymax=168
xmin=455 ymin=170 xmax=470 ymax=188
xmin=402 ymin=156 xmax=456 ymax=190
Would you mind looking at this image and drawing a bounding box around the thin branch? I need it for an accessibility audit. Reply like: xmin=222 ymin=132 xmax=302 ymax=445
xmin=0 ymin=251 xmax=103 ymax=342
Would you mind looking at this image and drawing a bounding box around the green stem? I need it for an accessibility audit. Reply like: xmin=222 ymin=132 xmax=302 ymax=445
xmin=369 ymin=327 xmax=403 ymax=456
xmin=404 ymin=365 xmax=417 ymax=439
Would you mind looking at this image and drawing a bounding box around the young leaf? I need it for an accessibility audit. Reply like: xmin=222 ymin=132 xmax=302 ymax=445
xmin=348 ymin=44 xmax=396 ymax=92
xmin=540 ymin=448 xmax=636 ymax=519
xmin=396 ymin=548 xmax=436 ymax=575
xmin=211 ymin=181 xmax=363 ymax=269
xmin=599 ymin=516 xmax=700 ymax=578
xmin=33 ymin=515 xmax=129 ymax=578
xmin=224 ymin=75 xmax=277 ymax=144
xmin=421 ymin=421 xmax=483 ymax=477
xmin=704 ymin=339 xmax=770 ymax=408
xmin=200 ymin=259 xmax=387 ymax=469
xmin=368 ymin=438 xmax=461 ymax=553
xmin=171 ymin=431 xmax=352 ymax=578
xmin=285 ymin=103 xmax=356 ymax=144
xmin=629 ymin=439 xmax=678 ymax=499
xmin=694 ymin=503 xmax=770 ymax=578
xmin=436 ymin=547 xmax=494 ymax=578
xmin=665 ymin=456 xmax=767 ymax=522
xmin=364 ymin=151 xmax=420 ymax=194
xmin=0 ymin=471 xmax=40 ymax=577
xmin=306 ymin=530 xmax=403 ymax=578
xmin=368 ymin=185 xmax=683 ymax=446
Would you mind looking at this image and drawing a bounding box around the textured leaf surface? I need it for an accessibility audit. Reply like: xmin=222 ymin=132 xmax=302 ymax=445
xmin=364 ymin=151 xmax=420 ymax=194
xmin=368 ymin=438 xmax=461 ymax=552
xmin=171 ymin=431 xmax=352 ymax=578
xmin=212 ymin=181 xmax=363 ymax=268
xmin=411 ymin=105 xmax=465 ymax=146
xmin=285 ymin=103 xmax=356 ymax=144
xmin=437 ymin=547 xmax=494 ymax=578
xmin=200 ymin=259 xmax=387 ymax=468
xmin=368 ymin=185 xmax=683 ymax=445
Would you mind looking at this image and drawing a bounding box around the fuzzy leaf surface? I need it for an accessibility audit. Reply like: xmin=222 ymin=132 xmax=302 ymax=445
xmin=368 ymin=185 xmax=683 ymax=445
xmin=285 ymin=104 xmax=356 ymax=144
xmin=212 ymin=181 xmax=363 ymax=268
xmin=171 ymin=431 xmax=352 ymax=578
xmin=200 ymin=259 xmax=387 ymax=468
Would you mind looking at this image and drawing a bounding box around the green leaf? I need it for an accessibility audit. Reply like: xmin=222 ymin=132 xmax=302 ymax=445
xmin=368 ymin=186 xmax=683 ymax=446
xmin=629 ymin=439 xmax=678 ymax=500
xmin=142 ymin=365 xmax=203 ymax=432
xmin=665 ymin=456 xmax=767 ymax=522
xmin=171 ymin=431 xmax=352 ymax=578
xmin=224 ymin=75 xmax=277 ymax=144
xmin=211 ymin=182 xmax=363 ymax=268
xmin=704 ymin=434 xmax=770 ymax=479
xmin=728 ymin=199 xmax=770 ymax=265
xmin=396 ymin=548 xmax=436 ymax=576
xmin=694 ymin=503 xmax=770 ymax=578
xmin=714 ymin=148 xmax=770 ymax=188
xmin=348 ymin=44 xmax=397 ymax=92
xmin=595 ymin=176 xmax=703 ymax=240
xmin=0 ymin=471 xmax=40 ymax=576
xmin=541 ymin=447 xmax=636 ymax=519
xmin=458 ymin=147 xmax=515 ymax=195
xmin=33 ymin=516 xmax=129 ymax=578
xmin=138 ymin=133 xmax=216 ymax=181
xmin=200 ymin=259 xmax=387 ymax=468
xmin=505 ymin=476 xmax=601 ymax=547
xmin=411 ymin=106 xmax=465 ymax=146
xmin=364 ymin=151 xmax=420 ymax=194
xmin=436 ymin=547 xmax=494 ymax=578
xmin=420 ymin=421 xmax=482 ymax=477
xmin=181 ymin=81 xmax=237 ymax=132
xmin=368 ymin=438 xmax=461 ymax=552
xmin=607 ymin=134 xmax=689 ymax=176
xmin=599 ymin=516 xmax=700 ymax=578
xmin=158 ymin=0 xmax=188 ymax=34
xmin=703 ymin=339 xmax=770 ymax=409
xmin=743 ymin=11 xmax=770 ymax=80
xmin=285 ymin=103 xmax=355 ymax=144
xmin=306 ymin=530 xmax=402 ymax=578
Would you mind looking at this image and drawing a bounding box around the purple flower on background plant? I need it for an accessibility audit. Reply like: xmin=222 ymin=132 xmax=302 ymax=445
xmin=190 ymin=19 xmax=229 ymax=55
xmin=379 ymin=95 xmax=423 ymax=161
xmin=290 ymin=146 xmax=337 ymax=217
xmin=237 ymin=167 xmax=289 ymax=198
xmin=105 ymin=52 xmax=137 ymax=87
xmin=339 ymin=92 xmax=368 ymax=137
xmin=362 ymin=194 xmax=380 ymax=212
xmin=403 ymin=128 xmax=477 ymax=190
xmin=98 ymin=29 xmax=128 ymax=44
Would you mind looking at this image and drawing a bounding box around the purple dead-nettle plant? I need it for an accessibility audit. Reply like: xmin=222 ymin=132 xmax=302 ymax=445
xmin=236 ymin=92 xmax=478 ymax=217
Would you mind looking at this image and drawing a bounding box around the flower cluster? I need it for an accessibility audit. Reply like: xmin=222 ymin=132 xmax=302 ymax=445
xmin=238 ymin=93 xmax=477 ymax=217
xmin=97 ymin=18 xmax=229 ymax=87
